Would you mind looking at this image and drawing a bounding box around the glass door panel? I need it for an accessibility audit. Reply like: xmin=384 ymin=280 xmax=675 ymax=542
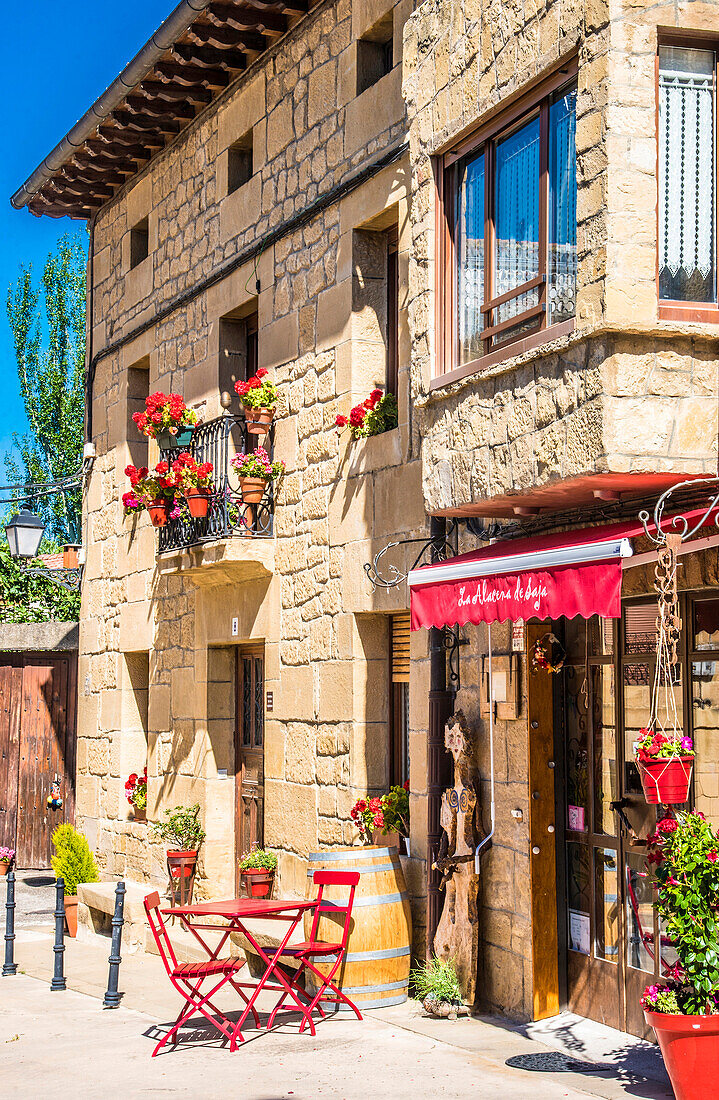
xmin=592 ymin=665 xmax=617 ymax=835
xmin=565 ymin=665 xmax=589 ymax=832
xmin=594 ymin=847 xmax=620 ymax=963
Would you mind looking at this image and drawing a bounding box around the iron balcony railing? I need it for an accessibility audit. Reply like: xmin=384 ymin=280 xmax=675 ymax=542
xmin=157 ymin=414 xmax=275 ymax=553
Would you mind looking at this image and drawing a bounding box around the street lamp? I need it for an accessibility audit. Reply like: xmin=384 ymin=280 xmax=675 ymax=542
xmin=5 ymin=509 xmax=46 ymax=560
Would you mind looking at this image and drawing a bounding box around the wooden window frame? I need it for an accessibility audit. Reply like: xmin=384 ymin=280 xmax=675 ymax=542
xmin=386 ymin=225 xmax=399 ymax=398
xmin=656 ymin=33 xmax=719 ymax=324
xmin=434 ymin=59 xmax=578 ymax=387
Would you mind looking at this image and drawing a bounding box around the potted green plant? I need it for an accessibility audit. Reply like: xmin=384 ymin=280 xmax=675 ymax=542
xmin=170 ymin=452 xmax=215 ymax=518
xmin=235 ymin=369 xmax=278 ymax=435
xmin=50 ymin=824 xmax=100 ymax=937
xmin=151 ymin=803 xmax=206 ymax=905
xmin=642 ymin=811 xmax=719 ymax=1098
xmin=231 ymin=446 xmax=284 ymax=503
xmin=351 ymin=782 xmax=410 ymax=855
xmin=132 ymin=391 xmax=198 ymax=449
xmin=0 ymin=847 xmax=14 ymax=876
xmin=410 ymin=956 xmax=465 ymax=1019
xmin=239 ymin=848 xmax=277 ymax=898
xmin=123 ymin=461 xmax=180 ymax=528
xmin=635 ymin=728 xmax=694 ymax=805
xmin=125 ymin=767 xmax=148 ymax=822
xmin=335 ymin=388 xmax=398 ymax=440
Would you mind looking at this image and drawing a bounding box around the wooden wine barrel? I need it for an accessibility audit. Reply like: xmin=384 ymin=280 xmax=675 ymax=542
xmin=304 ymin=846 xmax=412 ymax=1009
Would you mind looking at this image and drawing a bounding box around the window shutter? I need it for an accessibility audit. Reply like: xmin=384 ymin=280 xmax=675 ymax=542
xmin=391 ymin=613 xmax=411 ymax=682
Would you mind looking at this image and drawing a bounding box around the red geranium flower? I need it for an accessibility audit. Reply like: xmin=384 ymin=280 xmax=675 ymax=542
xmin=349 ymin=405 xmax=366 ymax=427
xmin=335 ymin=414 xmax=348 ymax=427
xmin=708 ymin=851 xmax=719 ymax=864
xmin=658 ymin=817 xmax=678 ymax=834
xmin=256 ymin=368 xmax=268 ymax=379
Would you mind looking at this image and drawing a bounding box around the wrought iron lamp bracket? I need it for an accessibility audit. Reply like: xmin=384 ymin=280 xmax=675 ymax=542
xmin=19 ymin=564 xmax=83 ymax=593
xmin=639 ymin=475 xmax=719 ymax=547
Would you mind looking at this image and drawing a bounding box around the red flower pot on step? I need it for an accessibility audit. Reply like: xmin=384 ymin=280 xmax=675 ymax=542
xmin=645 ymin=1009 xmax=719 ymax=1100
xmin=147 ymin=498 xmax=171 ymax=528
xmin=241 ymin=868 xmax=275 ymax=898
xmin=184 ymin=487 xmax=211 ymax=519
xmin=638 ymin=756 xmax=693 ymax=804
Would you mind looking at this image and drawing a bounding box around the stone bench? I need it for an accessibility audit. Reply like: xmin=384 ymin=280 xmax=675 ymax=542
xmin=78 ymin=880 xmax=151 ymax=953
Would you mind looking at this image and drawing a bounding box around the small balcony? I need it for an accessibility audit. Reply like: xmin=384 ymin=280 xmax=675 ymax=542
xmin=156 ymin=414 xmax=276 ymax=579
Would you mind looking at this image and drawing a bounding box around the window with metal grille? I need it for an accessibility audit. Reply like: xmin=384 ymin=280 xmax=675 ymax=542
xmin=658 ymin=46 xmax=716 ymax=306
xmin=438 ymin=67 xmax=577 ymax=377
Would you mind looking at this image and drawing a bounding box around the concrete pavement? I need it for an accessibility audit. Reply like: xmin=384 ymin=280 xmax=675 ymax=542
xmin=0 ymin=924 xmax=672 ymax=1100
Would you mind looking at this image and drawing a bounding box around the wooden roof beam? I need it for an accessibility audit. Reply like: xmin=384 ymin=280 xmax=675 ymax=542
xmin=189 ymin=22 xmax=266 ymax=53
xmin=173 ymin=42 xmax=248 ymax=70
xmin=155 ymin=59 xmax=230 ymax=86
xmin=209 ymin=2 xmax=288 ymax=34
xmin=126 ymin=93 xmax=196 ymax=120
xmin=98 ymin=123 xmax=165 ymax=149
xmin=61 ymin=165 xmax=127 ymax=188
xmin=74 ymin=150 xmax=138 ymax=174
xmin=112 ymin=110 xmax=182 ymax=135
xmin=85 ymin=136 xmax=150 ymax=160
xmin=139 ymin=79 xmax=213 ymax=104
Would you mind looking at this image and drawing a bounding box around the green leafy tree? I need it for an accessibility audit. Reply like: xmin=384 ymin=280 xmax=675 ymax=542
xmin=0 ymin=535 xmax=80 ymax=623
xmin=5 ymin=234 xmax=86 ymax=545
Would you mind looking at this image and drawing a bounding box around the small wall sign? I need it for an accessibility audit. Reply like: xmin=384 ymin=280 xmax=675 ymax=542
xmin=266 ymin=690 xmax=274 ymax=712
xmin=512 ymin=620 xmax=525 ymax=652
xmin=231 ymin=617 xmax=238 ymax=637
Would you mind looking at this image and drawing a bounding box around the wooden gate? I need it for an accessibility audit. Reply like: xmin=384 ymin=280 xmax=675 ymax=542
xmin=0 ymin=654 xmax=76 ymax=868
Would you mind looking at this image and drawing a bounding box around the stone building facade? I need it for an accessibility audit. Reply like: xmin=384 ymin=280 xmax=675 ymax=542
xmin=13 ymin=0 xmax=719 ymax=1044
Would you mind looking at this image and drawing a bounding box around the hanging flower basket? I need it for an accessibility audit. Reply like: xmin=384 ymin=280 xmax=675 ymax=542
xmin=236 ymin=370 xmax=278 ymax=436
xmin=638 ymin=755 xmax=694 ymax=805
xmin=245 ymin=407 xmax=275 ymax=436
xmin=156 ymin=425 xmax=195 ymax=450
xmin=185 ymin=487 xmax=211 ymax=518
xmin=239 ymin=476 xmax=268 ymax=504
xmin=231 ymin=446 xmax=284 ymax=504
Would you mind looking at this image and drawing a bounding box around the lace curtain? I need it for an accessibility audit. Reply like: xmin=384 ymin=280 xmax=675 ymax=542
xmin=458 ymin=152 xmax=485 ymax=364
xmin=548 ymin=88 xmax=577 ymax=324
xmin=494 ymin=116 xmax=540 ymax=330
xmin=658 ymin=46 xmax=715 ymax=302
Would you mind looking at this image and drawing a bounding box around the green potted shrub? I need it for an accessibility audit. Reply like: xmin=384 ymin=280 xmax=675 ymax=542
xmin=410 ymin=956 xmax=464 ymax=1019
xmin=239 ymin=848 xmax=277 ymax=898
xmin=51 ymin=824 xmax=99 ymax=937
xmin=642 ymin=811 xmax=719 ymax=1098
xmin=151 ymin=803 xmax=206 ymax=905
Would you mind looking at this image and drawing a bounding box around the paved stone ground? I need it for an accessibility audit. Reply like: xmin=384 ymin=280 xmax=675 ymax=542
xmin=1 ymin=869 xmax=56 ymax=930
xmin=0 ymin=929 xmax=671 ymax=1100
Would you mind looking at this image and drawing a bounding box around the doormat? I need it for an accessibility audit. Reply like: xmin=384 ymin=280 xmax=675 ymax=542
xmin=505 ymin=1052 xmax=613 ymax=1074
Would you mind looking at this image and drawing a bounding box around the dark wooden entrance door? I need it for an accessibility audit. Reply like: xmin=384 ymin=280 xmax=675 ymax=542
xmin=0 ymin=654 xmax=76 ymax=868
xmin=235 ymin=645 xmax=264 ymax=889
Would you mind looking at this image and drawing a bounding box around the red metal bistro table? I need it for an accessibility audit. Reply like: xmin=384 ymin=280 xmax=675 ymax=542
xmin=163 ymin=898 xmax=318 ymax=1050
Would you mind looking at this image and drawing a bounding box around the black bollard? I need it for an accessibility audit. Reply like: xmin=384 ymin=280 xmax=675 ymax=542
xmin=103 ymin=881 xmax=125 ymax=1009
xmin=2 ymin=871 xmax=17 ymax=976
xmin=51 ymin=877 xmax=66 ymax=991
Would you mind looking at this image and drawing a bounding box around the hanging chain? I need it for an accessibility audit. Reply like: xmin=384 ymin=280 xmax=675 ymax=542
xmin=649 ymin=533 xmax=682 ymax=743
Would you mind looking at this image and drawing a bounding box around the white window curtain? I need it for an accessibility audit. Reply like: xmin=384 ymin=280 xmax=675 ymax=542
xmin=658 ymin=46 xmax=715 ymax=302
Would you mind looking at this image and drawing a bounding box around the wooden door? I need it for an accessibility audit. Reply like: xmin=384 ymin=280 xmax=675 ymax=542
xmin=235 ymin=646 xmax=264 ymax=888
xmin=0 ymin=654 xmax=76 ymax=868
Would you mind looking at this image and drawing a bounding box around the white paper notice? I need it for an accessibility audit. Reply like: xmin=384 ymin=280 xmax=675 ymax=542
xmin=569 ymin=909 xmax=591 ymax=955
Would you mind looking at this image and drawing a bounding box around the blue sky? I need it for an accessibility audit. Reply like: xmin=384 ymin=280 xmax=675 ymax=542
xmin=1 ymin=2 xmax=173 ymax=467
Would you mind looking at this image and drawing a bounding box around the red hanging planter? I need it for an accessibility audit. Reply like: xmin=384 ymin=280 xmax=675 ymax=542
xmin=147 ymin=498 xmax=171 ymax=527
xmin=637 ymin=755 xmax=693 ymax=805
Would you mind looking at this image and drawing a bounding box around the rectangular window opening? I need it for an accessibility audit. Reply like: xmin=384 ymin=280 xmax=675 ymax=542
xmin=219 ymin=307 xmax=259 ymax=398
xmin=357 ymin=13 xmax=393 ymax=96
xmin=446 ymin=74 xmax=577 ymax=376
xmin=658 ymin=44 xmax=716 ymax=306
xmin=126 ymin=357 xmax=150 ymax=467
xmin=130 ymin=217 xmax=149 ymax=269
xmin=227 ymin=132 xmax=254 ymax=195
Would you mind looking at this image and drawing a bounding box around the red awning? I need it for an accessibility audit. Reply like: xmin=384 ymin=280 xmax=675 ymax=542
xmin=409 ymin=518 xmax=650 ymax=630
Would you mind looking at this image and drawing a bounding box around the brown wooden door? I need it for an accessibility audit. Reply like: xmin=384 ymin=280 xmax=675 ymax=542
xmin=0 ymin=655 xmax=76 ymax=868
xmin=235 ymin=646 xmax=264 ymax=889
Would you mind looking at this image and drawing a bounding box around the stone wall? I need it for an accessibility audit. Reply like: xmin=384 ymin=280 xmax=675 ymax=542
xmin=78 ymin=0 xmax=431 ymax=931
xmin=403 ymin=0 xmax=719 ymax=515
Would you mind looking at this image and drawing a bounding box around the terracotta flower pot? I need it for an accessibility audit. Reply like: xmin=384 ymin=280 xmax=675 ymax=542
xmin=244 ymin=406 xmax=275 ymax=435
xmin=166 ymin=849 xmax=198 ymax=907
xmin=132 ymin=805 xmax=147 ymax=823
xmin=147 ymin=498 xmax=171 ymax=527
xmin=241 ymin=868 xmax=275 ymax=898
xmin=64 ymin=895 xmax=78 ymax=938
xmin=167 ymin=850 xmax=198 ymax=878
xmin=638 ymin=756 xmax=693 ymax=804
xmin=185 ymin=486 xmax=211 ymax=518
xmin=0 ymin=863 xmax=9 ymax=876
xmin=645 ymin=1008 xmax=719 ymax=1100
xmin=239 ymin=476 xmax=268 ymax=504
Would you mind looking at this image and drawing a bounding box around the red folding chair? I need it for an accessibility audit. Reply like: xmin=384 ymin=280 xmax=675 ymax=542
xmin=144 ymin=892 xmax=260 ymax=1056
xmin=266 ymin=870 xmax=362 ymax=1031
